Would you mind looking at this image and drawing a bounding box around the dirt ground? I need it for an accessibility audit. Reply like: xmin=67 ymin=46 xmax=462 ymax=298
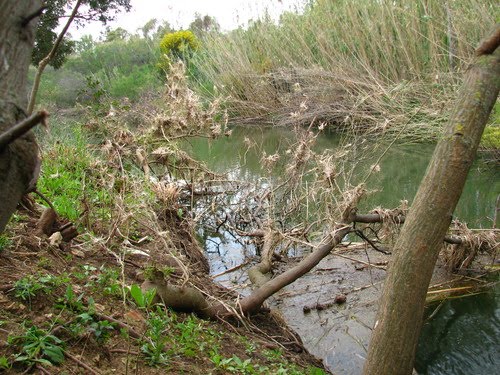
xmin=0 ymin=204 xmax=325 ymax=374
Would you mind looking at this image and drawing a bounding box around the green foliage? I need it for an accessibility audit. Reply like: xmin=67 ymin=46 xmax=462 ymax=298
xmin=33 ymin=0 xmax=132 ymax=69
xmin=14 ymin=274 xmax=70 ymax=308
xmin=211 ymin=354 xmax=255 ymax=373
xmin=0 ymin=356 xmax=10 ymax=370
xmin=95 ymin=266 xmax=122 ymax=296
xmin=189 ymin=14 xmax=220 ymax=37
xmin=129 ymin=284 xmax=156 ymax=309
xmin=104 ymin=26 xmax=130 ymax=42
xmin=481 ymin=126 xmax=500 ymax=149
xmin=0 ymin=234 xmax=12 ymax=252
xmin=36 ymin=34 xmax=162 ymax=107
xmin=160 ymin=30 xmax=200 ymax=60
xmin=141 ymin=308 xmax=171 ymax=366
xmin=72 ymin=313 xmax=115 ymax=343
xmin=37 ymin=124 xmax=112 ymax=223
xmin=78 ymin=75 xmax=109 ymax=107
xmin=8 ymin=325 xmax=65 ymax=367
xmin=108 ymin=65 xmax=159 ymax=99
xmin=32 ymin=0 xmax=75 ymax=69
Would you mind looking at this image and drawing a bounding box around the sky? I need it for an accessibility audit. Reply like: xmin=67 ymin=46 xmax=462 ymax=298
xmin=68 ymin=0 xmax=306 ymax=40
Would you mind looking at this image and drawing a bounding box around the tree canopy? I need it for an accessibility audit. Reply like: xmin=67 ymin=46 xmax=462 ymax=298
xmin=33 ymin=0 xmax=132 ymax=69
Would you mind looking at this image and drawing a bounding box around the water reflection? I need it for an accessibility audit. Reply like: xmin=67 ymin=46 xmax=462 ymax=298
xmin=183 ymin=125 xmax=499 ymax=373
xmin=184 ymin=126 xmax=498 ymax=227
xmin=416 ymin=289 xmax=500 ymax=375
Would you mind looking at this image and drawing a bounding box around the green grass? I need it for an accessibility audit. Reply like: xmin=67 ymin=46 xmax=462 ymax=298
xmin=36 ymin=118 xmax=113 ymax=226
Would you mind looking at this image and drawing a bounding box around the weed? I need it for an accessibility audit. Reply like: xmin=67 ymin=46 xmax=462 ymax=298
xmin=141 ymin=307 xmax=171 ymax=366
xmin=37 ymin=257 xmax=51 ymax=268
xmin=129 ymin=284 xmax=156 ymax=309
xmin=0 ymin=235 xmax=12 ymax=252
xmin=8 ymin=324 xmax=65 ymax=367
xmin=211 ymin=354 xmax=257 ymax=374
xmin=14 ymin=276 xmax=48 ymax=307
xmin=55 ymin=284 xmax=86 ymax=313
xmin=14 ymin=273 xmax=71 ymax=308
xmin=95 ymin=266 xmax=122 ymax=296
xmin=0 ymin=356 xmax=10 ymax=370
xmin=173 ymin=315 xmax=214 ymax=357
xmin=73 ymin=312 xmax=115 ymax=343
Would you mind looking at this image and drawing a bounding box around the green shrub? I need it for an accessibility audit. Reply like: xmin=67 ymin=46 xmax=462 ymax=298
xmin=160 ymin=30 xmax=200 ymax=60
xmin=158 ymin=30 xmax=200 ymax=74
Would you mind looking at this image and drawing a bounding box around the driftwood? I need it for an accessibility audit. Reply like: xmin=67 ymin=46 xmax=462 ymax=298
xmin=141 ymin=205 xmax=485 ymax=320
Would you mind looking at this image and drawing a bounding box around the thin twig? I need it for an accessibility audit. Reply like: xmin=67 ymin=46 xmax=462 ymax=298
xmin=63 ymin=350 xmax=101 ymax=375
xmin=35 ymin=364 xmax=51 ymax=375
xmin=93 ymin=313 xmax=142 ymax=339
xmin=332 ymin=252 xmax=387 ymax=270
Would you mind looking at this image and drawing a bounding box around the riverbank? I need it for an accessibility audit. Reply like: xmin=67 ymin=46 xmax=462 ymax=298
xmin=0 ymin=201 xmax=325 ymax=374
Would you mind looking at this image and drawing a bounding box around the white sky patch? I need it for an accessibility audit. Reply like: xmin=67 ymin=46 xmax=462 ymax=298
xmin=67 ymin=0 xmax=306 ymax=40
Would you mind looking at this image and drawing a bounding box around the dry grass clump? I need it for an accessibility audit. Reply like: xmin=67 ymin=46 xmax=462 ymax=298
xmin=441 ymin=221 xmax=499 ymax=271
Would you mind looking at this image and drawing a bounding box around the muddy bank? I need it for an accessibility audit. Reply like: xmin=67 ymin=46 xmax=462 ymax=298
xmin=213 ymin=244 xmax=497 ymax=374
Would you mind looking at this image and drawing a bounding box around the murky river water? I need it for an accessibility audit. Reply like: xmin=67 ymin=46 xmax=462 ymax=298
xmin=184 ymin=126 xmax=499 ymax=374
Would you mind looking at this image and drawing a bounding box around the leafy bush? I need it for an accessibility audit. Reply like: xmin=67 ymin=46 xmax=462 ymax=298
xmin=158 ymin=30 xmax=200 ymax=74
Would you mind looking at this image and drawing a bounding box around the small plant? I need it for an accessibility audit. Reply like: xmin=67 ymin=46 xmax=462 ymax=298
xmin=0 ymin=356 xmax=10 ymax=370
xmin=14 ymin=276 xmax=47 ymax=307
xmin=129 ymin=284 xmax=156 ymax=309
xmin=0 ymin=235 xmax=12 ymax=252
xmin=73 ymin=313 xmax=115 ymax=343
xmin=8 ymin=325 xmax=65 ymax=367
xmin=141 ymin=307 xmax=171 ymax=366
xmin=95 ymin=266 xmax=122 ymax=296
xmin=480 ymin=125 xmax=500 ymax=149
xmin=211 ymin=354 xmax=257 ymax=374
xmin=174 ymin=315 xmax=208 ymax=357
xmin=14 ymin=274 xmax=70 ymax=307
xmin=57 ymin=284 xmax=86 ymax=312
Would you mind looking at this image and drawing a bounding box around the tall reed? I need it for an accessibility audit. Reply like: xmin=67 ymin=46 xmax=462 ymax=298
xmin=191 ymin=0 xmax=498 ymax=138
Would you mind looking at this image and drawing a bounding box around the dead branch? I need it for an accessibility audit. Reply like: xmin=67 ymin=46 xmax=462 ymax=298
xmin=0 ymin=110 xmax=48 ymax=151
xmin=213 ymin=224 xmax=353 ymax=317
xmin=354 ymin=213 xmax=467 ymax=245
xmin=93 ymin=312 xmax=142 ymax=340
xmin=248 ymin=228 xmax=278 ymax=287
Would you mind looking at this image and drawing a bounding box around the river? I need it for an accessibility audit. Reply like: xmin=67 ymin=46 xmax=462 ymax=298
xmin=183 ymin=126 xmax=499 ymax=374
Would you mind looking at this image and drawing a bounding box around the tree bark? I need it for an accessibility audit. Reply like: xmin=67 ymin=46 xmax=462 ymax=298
xmin=27 ymin=0 xmax=82 ymax=114
xmin=363 ymin=30 xmax=500 ymax=375
xmin=0 ymin=0 xmax=42 ymax=233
